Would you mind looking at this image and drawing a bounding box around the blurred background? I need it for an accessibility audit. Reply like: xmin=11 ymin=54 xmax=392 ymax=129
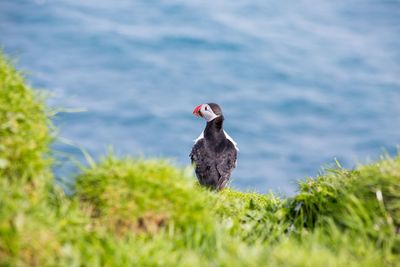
xmin=0 ymin=0 xmax=399 ymax=194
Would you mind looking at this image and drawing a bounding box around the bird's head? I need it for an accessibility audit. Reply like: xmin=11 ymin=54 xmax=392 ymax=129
xmin=193 ymin=103 xmax=223 ymax=122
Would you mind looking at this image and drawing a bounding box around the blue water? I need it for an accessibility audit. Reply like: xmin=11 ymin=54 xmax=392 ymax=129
xmin=1 ymin=0 xmax=399 ymax=194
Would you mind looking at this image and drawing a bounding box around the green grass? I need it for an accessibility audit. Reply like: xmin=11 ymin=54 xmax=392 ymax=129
xmin=0 ymin=51 xmax=399 ymax=266
xmin=0 ymin=53 xmax=52 ymax=186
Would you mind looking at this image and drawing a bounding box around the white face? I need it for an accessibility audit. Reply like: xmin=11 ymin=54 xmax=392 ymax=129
xmin=200 ymin=104 xmax=219 ymax=122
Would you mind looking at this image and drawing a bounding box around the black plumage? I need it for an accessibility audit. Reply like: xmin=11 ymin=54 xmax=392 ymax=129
xmin=190 ymin=103 xmax=238 ymax=190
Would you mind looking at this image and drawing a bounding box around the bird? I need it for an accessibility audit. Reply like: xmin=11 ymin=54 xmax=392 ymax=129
xmin=190 ymin=103 xmax=238 ymax=190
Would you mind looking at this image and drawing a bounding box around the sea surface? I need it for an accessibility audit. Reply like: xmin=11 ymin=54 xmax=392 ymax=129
xmin=1 ymin=0 xmax=399 ymax=194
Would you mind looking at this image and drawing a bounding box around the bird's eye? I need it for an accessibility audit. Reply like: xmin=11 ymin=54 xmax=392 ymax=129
xmin=205 ymin=106 xmax=208 ymax=111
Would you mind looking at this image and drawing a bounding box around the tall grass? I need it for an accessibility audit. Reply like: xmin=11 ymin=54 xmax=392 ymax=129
xmin=0 ymin=51 xmax=399 ymax=266
xmin=0 ymin=53 xmax=52 ymax=185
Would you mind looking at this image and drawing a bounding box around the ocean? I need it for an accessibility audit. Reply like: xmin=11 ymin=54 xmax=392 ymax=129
xmin=1 ymin=0 xmax=399 ymax=194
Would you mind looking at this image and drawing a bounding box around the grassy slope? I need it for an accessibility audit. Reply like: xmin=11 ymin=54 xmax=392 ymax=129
xmin=0 ymin=53 xmax=51 ymax=184
xmin=0 ymin=52 xmax=399 ymax=267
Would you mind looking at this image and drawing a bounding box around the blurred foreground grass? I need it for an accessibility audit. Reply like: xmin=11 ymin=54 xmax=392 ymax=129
xmin=0 ymin=52 xmax=399 ymax=266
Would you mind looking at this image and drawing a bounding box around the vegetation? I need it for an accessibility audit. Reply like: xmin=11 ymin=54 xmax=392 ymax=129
xmin=0 ymin=51 xmax=399 ymax=266
xmin=0 ymin=53 xmax=52 ymax=185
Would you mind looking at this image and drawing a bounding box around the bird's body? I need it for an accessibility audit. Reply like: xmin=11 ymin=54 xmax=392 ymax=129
xmin=190 ymin=103 xmax=238 ymax=190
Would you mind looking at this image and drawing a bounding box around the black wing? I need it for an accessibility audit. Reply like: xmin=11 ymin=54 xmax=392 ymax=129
xmin=215 ymin=140 xmax=237 ymax=190
xmin=190 ymin=139 xmax=219 ymax=188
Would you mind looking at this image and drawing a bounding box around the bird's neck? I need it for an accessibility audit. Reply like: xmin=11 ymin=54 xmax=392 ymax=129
xmin=204 ymin=115 xmax=224 ymax=140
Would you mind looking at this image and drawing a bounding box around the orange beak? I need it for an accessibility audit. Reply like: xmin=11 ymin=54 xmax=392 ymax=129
xmin=193 ymin=104 xmax=202 ymax=117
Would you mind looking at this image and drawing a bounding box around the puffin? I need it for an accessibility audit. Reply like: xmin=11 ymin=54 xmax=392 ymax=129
xmin=190 ymin=103 xmax=238 ymax=190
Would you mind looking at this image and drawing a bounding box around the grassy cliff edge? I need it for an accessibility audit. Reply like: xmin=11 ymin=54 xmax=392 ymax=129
xmin=0 ymin=52 xmax=399 ymax=267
